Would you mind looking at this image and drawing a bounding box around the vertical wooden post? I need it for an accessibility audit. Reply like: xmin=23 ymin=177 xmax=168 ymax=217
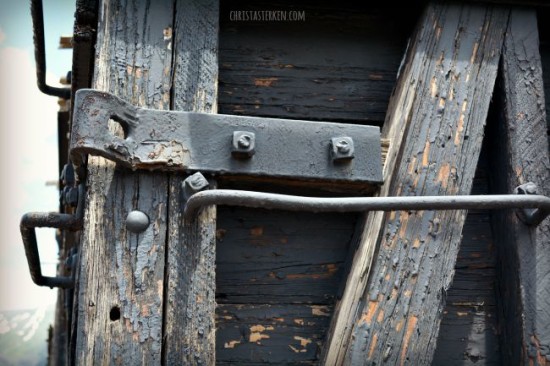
xmin=163 ymin=1 xmax=219 ymax=365
xmin=74 ymin=1 xmax=174 ymax=363
xmin=490 ymin=9 xmax=550 ymax=365
xmin=323 ymin=3 xmax=510 ymax=364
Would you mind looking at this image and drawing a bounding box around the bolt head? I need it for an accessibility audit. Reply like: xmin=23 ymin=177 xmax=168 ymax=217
xmin=232 ymin=131 xmax=255 ymax=158
xmin=516 ymin=182 xmax=538 ymax=195
xmin=65 ymin=187 xmax=79 ymax=207
xmin=182 ymin=172 xmax=209 ymax=200
xmin=331 ymin=137 xmax=354 ymax=162
xmin=60 ymin=164 xmax=75 ymax=186
xmin=126 ymin=210 xmax=150 ymax=233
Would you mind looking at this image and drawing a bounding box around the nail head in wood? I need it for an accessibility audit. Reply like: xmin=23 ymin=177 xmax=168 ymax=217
xmin=126 ymin=210 xmax=150 ymax=233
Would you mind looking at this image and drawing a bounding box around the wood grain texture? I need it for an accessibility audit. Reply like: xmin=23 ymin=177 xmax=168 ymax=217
xmin=539 ymin=8 xmax=550 ymax=147
xmin=433 ymin=152 xmax=502 ymax=365
xmin=323 ymin=4 xmax=509 ymax=365
xmin=489 ymin=9 xmax=550 ymax=365
xmin=74 ymin=0 xmax=173 ymax=364
xmin=163 ymin=1 xmax=219 ymax=364
xmin=215 ymin=208 xmax=356 ymax=364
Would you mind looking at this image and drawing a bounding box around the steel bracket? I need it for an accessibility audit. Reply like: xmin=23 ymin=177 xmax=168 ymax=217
xmin=69 ymin=89 xmax=383 ymax=186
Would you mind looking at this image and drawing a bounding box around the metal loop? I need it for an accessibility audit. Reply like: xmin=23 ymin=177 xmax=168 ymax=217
xmin=31 ymin=0 xmax=71 ymax=99
xmin=20 ymin=184 xmax=85 ymax=289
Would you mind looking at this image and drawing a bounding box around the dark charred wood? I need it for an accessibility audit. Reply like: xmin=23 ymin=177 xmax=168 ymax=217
xmin=488 ymin=9 xmax=550 ymax=365
xmin=219 ymin=1 xmax=418 ymax=125
xmin=433 ymin=149 xmax=502 ymax=365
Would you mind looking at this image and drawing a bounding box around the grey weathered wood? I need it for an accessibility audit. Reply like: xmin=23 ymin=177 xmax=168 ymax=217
xmin=163 ymin=1 xmax=219 ymax=364
xmin=74 ymin=0 xmax=173 ymax=363
xmin=489 ymin=9 xmax=550 ymax=365
xmin=324 ymin=3 xmax=510 ymax=364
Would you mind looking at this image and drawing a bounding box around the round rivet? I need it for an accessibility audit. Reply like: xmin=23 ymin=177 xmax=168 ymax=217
xmin=126 ymin=210 xmax=149 ymax=233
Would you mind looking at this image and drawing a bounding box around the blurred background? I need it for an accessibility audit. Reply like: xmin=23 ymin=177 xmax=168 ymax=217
xmin=0 ymin=0 xmax=74 ymax=364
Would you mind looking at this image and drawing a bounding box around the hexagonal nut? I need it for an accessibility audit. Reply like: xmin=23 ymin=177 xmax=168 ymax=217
xmin=182 ymin=172 xmax=210 ymax=200
xmin=232 ymin=131 xmax=255 ymax=159
xmin=331 ymin=137 xmax=354 ymax=162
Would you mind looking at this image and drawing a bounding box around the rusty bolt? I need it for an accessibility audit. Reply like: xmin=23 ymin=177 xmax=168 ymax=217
xmin=126 ymin=210 xmax=150 ymax=233
xmin=182 ymin=172 xmax=210 ymax=200
xmin=515 ymin=182 xmax=543 ymax=226
xmin=232 ymin=131 xmax=255 ymax=159
xmin=331 ymin=136 xmax=354 ymax=162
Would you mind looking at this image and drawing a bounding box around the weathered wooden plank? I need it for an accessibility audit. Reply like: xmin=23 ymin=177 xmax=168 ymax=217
xmin=216 ymin=208 xmax=355 ymax=305
xmin=433 ymin=156 xmax=502 ymax=365
xmin=74 ymin=0 xmax=173 ymax=363
xmin=163 ymin=0 xmax=219 ymax=364
xmin=324 ymin=3 xmax=509 ymax=364
xmin=218 ymin=1 xmax=416 ymax=124
xmin=215 ymin=208 xmax=355 ymax=363
xmin=540 ymin=8 xmax=550 ymax=147
xmin=216 ymin=304 xmax=331 ymax=365
xmin=489 ymin=9 xmax=550 ymax=365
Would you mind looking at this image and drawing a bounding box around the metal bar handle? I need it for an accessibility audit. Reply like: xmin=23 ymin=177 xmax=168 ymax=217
xmin=31 ymin=0 xmax=71 ymax=99
xmin=183 ymin=188 xmax=550 ymax=226
xmin=20 ymin=184 xmax=85 ymax=289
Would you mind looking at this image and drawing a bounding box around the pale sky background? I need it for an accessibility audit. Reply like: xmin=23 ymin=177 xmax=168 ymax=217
xmin=0 ymin=0 xmax=75 ymax=311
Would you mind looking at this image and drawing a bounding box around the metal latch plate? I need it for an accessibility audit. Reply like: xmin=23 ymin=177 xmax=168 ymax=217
xmin=71 ymin=89 xmax=383 ymax=185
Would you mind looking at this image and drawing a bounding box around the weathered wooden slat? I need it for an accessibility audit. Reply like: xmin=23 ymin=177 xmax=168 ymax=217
xmin=323 ymin=3 xmax=509 ymax=364
xmin=216 ymin=208 xmax=355 ymax=305
xmin=74 ymin=0 xmax=173 ymax=363
xmin=433 ymin=159 xmax=502 ymax=364
xmin=218 ymin=1 xmax=416 ymax=124
xmin=163 ymin=1 xmax=219 ymax=364
xmin=489 ymin=9 xmax=550 ymax=365
xmin=217 ymin=303 xmax=332 ymax=365
xmin=215 ymin=208 xmax=355 ymax=363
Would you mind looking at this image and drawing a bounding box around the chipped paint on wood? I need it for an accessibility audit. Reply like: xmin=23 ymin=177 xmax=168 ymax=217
xmin=75 ymin=0 xmax=173 ymax=363
xmin=253 ymin=77 xmax=278 ymax=87
xmin=163 ymin=0 xmax=220 ymax=364
xmin=488 ymin=9 xmax=550 ymax=365
xmin=324 ymin=4 xmax=509 ymax=365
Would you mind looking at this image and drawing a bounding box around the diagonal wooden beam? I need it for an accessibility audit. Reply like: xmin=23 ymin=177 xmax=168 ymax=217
xmin=74 ymin=0 xmax=174 ymax=364
xmin=323 ymin=3 xmax=510 ymax=364
xmin=490 ymin=9 xmax=550 ymax=365
xmin=163 ymin=1 xmax=219 ymax=365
